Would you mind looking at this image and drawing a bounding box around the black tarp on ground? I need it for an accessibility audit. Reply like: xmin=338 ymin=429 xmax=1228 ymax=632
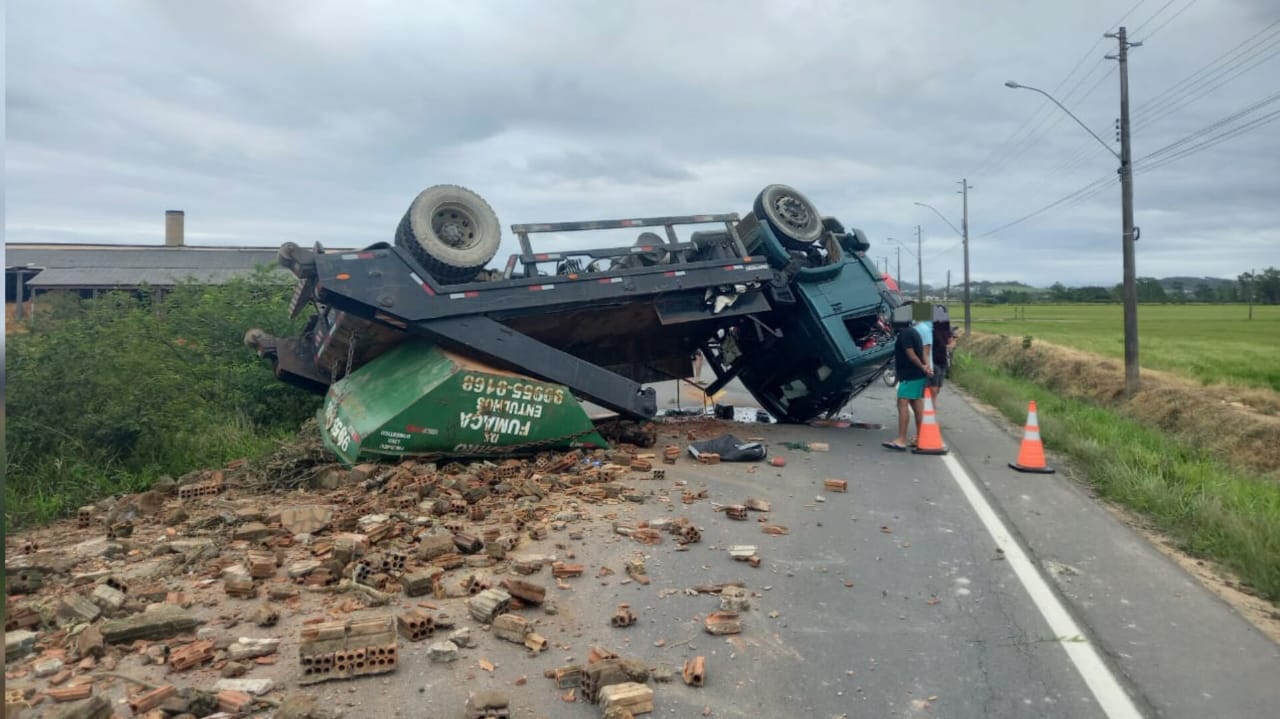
xmin=687 ymin=434 xmax=767 ymax=462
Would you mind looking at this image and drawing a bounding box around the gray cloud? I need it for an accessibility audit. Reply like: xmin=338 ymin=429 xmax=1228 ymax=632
xmin=6 ymin=0 xmax=1278 ymax=287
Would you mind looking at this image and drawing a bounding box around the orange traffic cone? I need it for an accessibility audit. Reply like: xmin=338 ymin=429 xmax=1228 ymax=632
xmin=912 ymin=387 xmax=947 ymax=455
xmin=1009 ymin=401 xmax=1055 ymax=474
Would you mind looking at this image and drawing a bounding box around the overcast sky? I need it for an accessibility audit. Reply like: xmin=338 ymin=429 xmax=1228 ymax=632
xmin=6 ymin=0 xmax=1278 ymax=287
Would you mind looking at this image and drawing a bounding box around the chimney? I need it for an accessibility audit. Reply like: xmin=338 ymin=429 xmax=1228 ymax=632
xmin=165 ymin=210 xmax=185 ymax=247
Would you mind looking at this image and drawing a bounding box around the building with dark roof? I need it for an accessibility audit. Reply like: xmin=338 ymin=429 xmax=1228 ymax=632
xmin=5 ymin=210 xmax=290 ymax=322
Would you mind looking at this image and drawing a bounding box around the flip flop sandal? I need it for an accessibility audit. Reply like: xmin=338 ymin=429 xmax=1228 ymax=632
xmin=881 ymin=441 xmax=909 ymax=452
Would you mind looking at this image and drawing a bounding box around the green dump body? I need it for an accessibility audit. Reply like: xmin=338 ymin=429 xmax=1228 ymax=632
xmin=320 ymin=338 xmax=609 ymax=465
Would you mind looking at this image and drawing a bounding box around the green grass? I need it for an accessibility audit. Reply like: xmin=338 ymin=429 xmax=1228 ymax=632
xmin=952 ymin=350 xmax=1280 ymax=601
xmin=3 ymin=413 xmax=296 ymax=528
xmin=952 ymin=303 xmax=1280 ymax=390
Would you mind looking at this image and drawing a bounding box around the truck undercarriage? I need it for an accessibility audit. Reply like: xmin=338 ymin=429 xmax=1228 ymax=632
xmin=247 ymin=184 xmax=897 ymax=462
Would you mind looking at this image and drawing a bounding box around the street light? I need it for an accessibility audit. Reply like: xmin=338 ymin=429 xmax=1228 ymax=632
xmin=887 ymin=234 xmax=924 ymax=302
xmin=1007 ymin=65 xmax=1139 ymax=394
xmin=1003 ymin=82 xmax=1120 ymax=160
xmin=913 ymin=198 xmax=970 ymax=334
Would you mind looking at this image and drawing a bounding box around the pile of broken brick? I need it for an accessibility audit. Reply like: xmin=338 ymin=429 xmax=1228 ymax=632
xmin=4 ymin=436 xmax=848 ymax=719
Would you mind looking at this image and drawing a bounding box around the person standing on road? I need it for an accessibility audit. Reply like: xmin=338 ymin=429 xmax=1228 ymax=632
xmin=914 ymin=315 xmax=934 ymax=376
xmin=884 ymin=317 xmax=933 ymax=451
xmin=930 ymin=304 xmax=954 ymax=404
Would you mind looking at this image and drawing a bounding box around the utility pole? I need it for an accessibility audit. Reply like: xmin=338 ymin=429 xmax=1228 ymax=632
xmin=1249 ymin=267 xmax=1255 ymax=320
xmin=915 ymin=225 xmax=924 ymax=302
xmin=1107 ymin=26 xmax=1141 ymax=395
xmin=946 ymin=270 xmax=951 ymax=301
xmin=959 ymin=178 xmax=972 ymax=335
xmin=896 ymin=246 xmax=901 ymax=282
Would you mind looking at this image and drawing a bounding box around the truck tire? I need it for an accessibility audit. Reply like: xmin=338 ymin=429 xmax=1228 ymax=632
xmin=753 ymin=184 xmax=823 ymax=250
xmin=395 ymin=185 xmax=501 ymax=283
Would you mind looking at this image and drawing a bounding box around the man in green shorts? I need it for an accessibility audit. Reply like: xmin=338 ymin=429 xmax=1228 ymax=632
xmin=883 ymin=314 xmax=934 ymax=451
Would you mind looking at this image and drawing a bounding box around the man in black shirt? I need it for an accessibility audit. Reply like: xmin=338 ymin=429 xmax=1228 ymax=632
xmin=883 ymin=317 xmax=934 ymax=451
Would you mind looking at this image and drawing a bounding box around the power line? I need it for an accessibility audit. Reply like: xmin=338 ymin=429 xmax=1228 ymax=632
xmin=976 ymin=91 xmax=1280 ymax=238
xmin=973 ymin=0 xmax=1149 ymax=178
xmin=1138 ymin=107 xmax=1280 ymax=172
xmin=1132 ymin=20 xmax=1280 ymax=130
xmin=1135 ymin=40 xmax=1280 ymax=131
xmin=977 ymin=173 xmax=1115 ymax=237
xmin=1139 ymin=89 xmax=1280 ymax=163
xmin=1136 ymin=0 xmax=1200 ymax=41
xmin=1134 ymin=18 xmax=1279 ymax=116
xmin=1042 ymin=66 xmax=1120 ymax=177
xmin=974 ymin=55 xmax=1103 ymax=177
xmin=1131 ymin=0 xmax=1179 ymax=35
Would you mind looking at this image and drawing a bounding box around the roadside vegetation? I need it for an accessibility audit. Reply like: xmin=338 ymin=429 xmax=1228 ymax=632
xmin=4 ymin=272 xmax=321 ymax=530
xmin=951 ymin=326 xmax=1280 ymax=602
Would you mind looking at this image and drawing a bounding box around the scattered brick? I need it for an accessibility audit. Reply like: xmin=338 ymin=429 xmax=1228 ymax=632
xmin=682 ymin=656 xmax=706 ymax=687
xmin=598 ymin=681 xmax=653 ymax=714
xmin=491 ymin=613 xmax=530 ymax=644
xmin=551 ymin=562 xmax=584 ymax=579
xmin=169 ymin=640 xmax=215 ymax=671
xmin=523 ymin=632 xmax=548 ymax=653
xmin=611 ymin=603 xmax=637 ymax=628
xmin=553 ymin=664 xmax=583 ymax=689
xmin=464 ymin=690 xmax=511 ymax=719
xmin=466 ymin=589 xmax=512 ymax=624
xmin=824 ymin=478 xmax=849 ymax=492
xmin=704 ymin=611 xmax=743 ymax=635
xmin=299 ymin=614 xmax=398 ymax=684
xmin=47 ymin=683 xmax=95 ymax=703
xmin=501 ymin=578 xmax=546 ymax=605
xmin=396 ymin=610 xmax=435 ymax=642
xmin=127 ymin=684 xmax=175 ymax=713
xmin=215 ymin=689 xmax=254 ymax=714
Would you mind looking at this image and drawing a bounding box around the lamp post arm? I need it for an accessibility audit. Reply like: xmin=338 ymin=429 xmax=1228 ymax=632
xmin=1006 ymin=82 xmax=1120 ymax=160
xmin=913 ymin=202 xmax=963 ymax=237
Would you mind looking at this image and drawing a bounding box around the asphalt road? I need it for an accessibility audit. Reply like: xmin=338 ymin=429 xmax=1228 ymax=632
xmin=514 ymin=376 xmax=1279 ymax=718
xmin=301 ymin=379 xmax=1278 ymax=719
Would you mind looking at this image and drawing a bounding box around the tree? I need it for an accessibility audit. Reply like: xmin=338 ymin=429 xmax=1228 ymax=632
xmin=1170 ymin=280 xmax=1186 ymax=303
xmin=1257 ymin=267 xmax=1280 ymax=304
xmin=1193 ymin=283 xmax=1215 ymax=302
xmin=1135 ymin=277 xmax=1168 ymax=303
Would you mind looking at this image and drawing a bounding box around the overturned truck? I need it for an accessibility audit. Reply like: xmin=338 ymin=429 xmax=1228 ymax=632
xmin=247 ymin=184 xmax=897 ymax=463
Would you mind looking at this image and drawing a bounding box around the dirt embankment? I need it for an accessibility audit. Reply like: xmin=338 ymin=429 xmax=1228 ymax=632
xmin=964 ymin=333 xmax=1280 ymax=481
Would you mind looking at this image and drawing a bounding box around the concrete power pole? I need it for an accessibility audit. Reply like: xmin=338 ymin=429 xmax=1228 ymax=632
xmin=1107 ymin=26 xmax=1141 ymax=395
xmin=959 ymin=178 xmax=972 ymax=335
xmin=896 ymin=246 xmax=901 ymax=283
xmin=915 ymin=225 xmax=924 ymax=302
xmin=946 ymin=270 xmax=951 ymax=301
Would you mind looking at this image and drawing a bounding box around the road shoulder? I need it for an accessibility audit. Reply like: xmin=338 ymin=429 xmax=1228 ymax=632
xmin=940 ymin=385 xmax=1280 ymax=718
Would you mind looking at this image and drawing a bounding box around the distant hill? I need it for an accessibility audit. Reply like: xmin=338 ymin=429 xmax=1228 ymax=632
xmin=895 ymin=277 xmax=1239 ymax=299
xmin=1157 ymin=276 xmax=1237 ymax=292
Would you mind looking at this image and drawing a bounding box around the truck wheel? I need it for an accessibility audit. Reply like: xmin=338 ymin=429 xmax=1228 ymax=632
xmin=395 ymin=185 xmax=501 ymax=283
xmin=753 ymin=185 xmax=823 ymax=249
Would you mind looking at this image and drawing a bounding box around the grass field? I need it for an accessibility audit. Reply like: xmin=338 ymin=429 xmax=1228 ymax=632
xmin=950 ymin=303 xmax=1280 ymax=391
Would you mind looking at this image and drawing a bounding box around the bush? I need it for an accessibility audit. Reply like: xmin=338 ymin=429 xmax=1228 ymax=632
xmin=5 ymin=271 xmax=322 ymax=529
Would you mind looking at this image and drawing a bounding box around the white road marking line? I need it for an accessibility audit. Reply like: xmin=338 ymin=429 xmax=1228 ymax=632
xmin=941 ymin=453 xmax=1145 ymax=719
